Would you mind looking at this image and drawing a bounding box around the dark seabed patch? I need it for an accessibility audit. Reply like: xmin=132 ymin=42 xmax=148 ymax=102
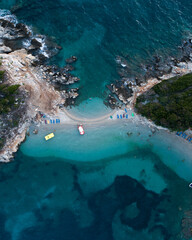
xmin=0 ymin=1 xmax=192 ymax=239
xmin=0 ymin=149 xmax=191 ymax=240
xmin=0 ymin=212 xmax=11 ymax=240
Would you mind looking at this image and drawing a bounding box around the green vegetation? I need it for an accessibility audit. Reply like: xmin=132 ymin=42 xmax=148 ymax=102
xmin=0 ymin=71 xmax=20 ymax=114
xmin=0 ymin=137 xmax=6 ymax=150
xmin=0 ymin=84 xmax=20 ymax=113
xmin=0 ymin=68 xmax=23 ymax=151
xmin=0 ymin=70 xmax=4 ymax=79
xmin=135 ymin=73 xmax=192 ymax=131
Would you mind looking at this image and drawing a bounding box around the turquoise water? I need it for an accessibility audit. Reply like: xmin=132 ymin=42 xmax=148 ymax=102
xmin=67 ymin=97 xmax=111 ymax=118
xmin=1 ymin=122 xmax=192 ymax=239
xmin=2 ymin=0 xmax=192 ymax=100
xmin=1 ymin=0 xmax=192 ymax=239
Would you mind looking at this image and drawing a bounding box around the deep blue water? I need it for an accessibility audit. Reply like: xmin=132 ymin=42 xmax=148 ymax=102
xmin=1 ymin=0 xmax=192 ymax=100
xmin=1 ymin=0 xmax=192 ymax=239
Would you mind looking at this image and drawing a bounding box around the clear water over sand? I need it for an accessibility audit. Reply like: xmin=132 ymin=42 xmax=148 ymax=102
xmin=0 ymin=0 xmax=192 ymax=239
xmin=67 ymin=97 xmax=111 ymax=118
xmin=1 ymin=121 xmax=192 ymax=240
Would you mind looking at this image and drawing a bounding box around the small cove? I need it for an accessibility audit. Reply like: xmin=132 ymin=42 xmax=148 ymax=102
xmin=0 ymin=0 xmax=192 ymax=239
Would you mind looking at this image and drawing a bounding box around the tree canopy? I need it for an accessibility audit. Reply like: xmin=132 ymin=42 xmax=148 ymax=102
xmin=135 ymin=73 xmax=192 ymax=131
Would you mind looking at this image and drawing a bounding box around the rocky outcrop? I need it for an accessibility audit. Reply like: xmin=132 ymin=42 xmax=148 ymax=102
xmin=0 ymin=11 xmax=82 ymax=162
xmin=60 ymin=88 xmax=79 ymax=106
xmin=106 ymin=81 xmax=133 ymax=106
xmin=65 ymin=56 xmax=77 ymax=64
xmin=0 ymin=11 xmax=80 ymax=104
xmin=104 ymin=95 xmax=118 ymax=109
xmin=41 ymin=65 xmax=80 ymax=87
xmin=0 ymin=19 xmax=31 ymax=40
xmin=107 ymin=39 xmax=192 ymax=108
xmin=0 ymin=12 xmax=60 ymax=62
xmin=0 ymin=45 xmax=12 ymax=53
xmin=0 ymin=47 xmax=80 ymax=162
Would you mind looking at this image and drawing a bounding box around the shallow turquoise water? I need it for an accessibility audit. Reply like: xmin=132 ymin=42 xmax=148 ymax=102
xmin=1 ymin=121 xmax=192 ymax=240
xmin=21 ymin=121 xmax=192 ymax=181
xmin=0 ymin=0 xmax=192 ymax=239
xmin=67 ymin=97 xmax=111 ymax=118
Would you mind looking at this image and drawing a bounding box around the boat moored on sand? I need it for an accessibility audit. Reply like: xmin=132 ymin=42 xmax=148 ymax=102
xmin=78 ymin=124 xmax=85 ymax=135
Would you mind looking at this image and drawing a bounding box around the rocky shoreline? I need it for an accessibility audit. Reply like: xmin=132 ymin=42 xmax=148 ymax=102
xmin=106 ymin=39 xmax=192 ymax=109
xmin=0 ymin=49 xmax=78 ymax=162
xmin=1 ymin=10 xmax=192 ymax=163
xmin=0 ymin=11 xmax=80 ymax=162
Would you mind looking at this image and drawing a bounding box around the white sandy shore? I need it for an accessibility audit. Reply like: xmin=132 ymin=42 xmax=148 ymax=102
xmin=42 ymin=106 xmax=166 ymax=135
xmin=46 ymin=108 xmax=124 ymax=125
xmin=0 ymin=49 xmax=192 ymax=162
xmin=23 ymin=108 xmax=192 ymax=186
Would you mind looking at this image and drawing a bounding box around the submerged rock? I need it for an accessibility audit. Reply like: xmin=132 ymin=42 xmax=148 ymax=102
xmin=88 ymin=175 xmax=164 ymax=235
xmin=33 ymin=129 xmax=38 ymax=134
xmin=65 ymin=56 xmax=77 ymax=64
xmin=127 ymin=132 xmax=132 ymax=136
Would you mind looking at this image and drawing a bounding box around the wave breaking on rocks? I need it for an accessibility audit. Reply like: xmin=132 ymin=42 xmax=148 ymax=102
xmin=106 ymin=39 xmax=192 ymax=109
xmin=0 ymin=10 xmax=81 ymax=162
xmin=0 ymin=9 xmax=60 ymax=62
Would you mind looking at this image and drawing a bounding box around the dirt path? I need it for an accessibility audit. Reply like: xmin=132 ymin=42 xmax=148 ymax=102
xmin=62 ymin=108 xmax=117 ymax=124
xmin=25 ymin=65 xmax=61 ymax=113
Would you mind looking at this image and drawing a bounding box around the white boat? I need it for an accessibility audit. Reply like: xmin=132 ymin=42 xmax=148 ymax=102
xmin=189 ymin=183 xmax=192 ymax=188
xmin=78 ymin=124 xmax=85 ymax=135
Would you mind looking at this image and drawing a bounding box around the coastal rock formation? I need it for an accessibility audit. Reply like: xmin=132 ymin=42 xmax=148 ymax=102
xmin=107 ymin=39 xmax=192 ymax=109
xmin=104 ymin=95 xmax=118 ymax=109
xmin=0 ymin=48 xmax=79 ymax=162
xmin=0 ymin=45 xmax=12 ymax=53
xmin=65 ymin=56 xmax=78 ymax=64
xmin=0 ymin=12 xmax=81 ymax=162
xmin=60 ymin=88 xmax=79 ymax=106
xmin=41 ymin=65 xmax=80 ymax=87
xmin=110 ymin=82 xmax=133 ymax=105
xmin=0 ymin=13 xmax=60 ymax=63
xmin=0 ymin=19 xmax=31 ymax=42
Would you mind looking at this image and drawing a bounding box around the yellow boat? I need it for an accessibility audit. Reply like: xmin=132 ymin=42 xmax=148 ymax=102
xmin=45 ymin=133 xmax=54 ymax=141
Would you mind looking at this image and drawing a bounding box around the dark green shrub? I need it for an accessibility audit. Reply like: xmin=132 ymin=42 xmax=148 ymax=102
xmin=0 ymin=71 xmax=4 ymax=80
xmin=135 ymin=73 xmax=192 ymax=131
